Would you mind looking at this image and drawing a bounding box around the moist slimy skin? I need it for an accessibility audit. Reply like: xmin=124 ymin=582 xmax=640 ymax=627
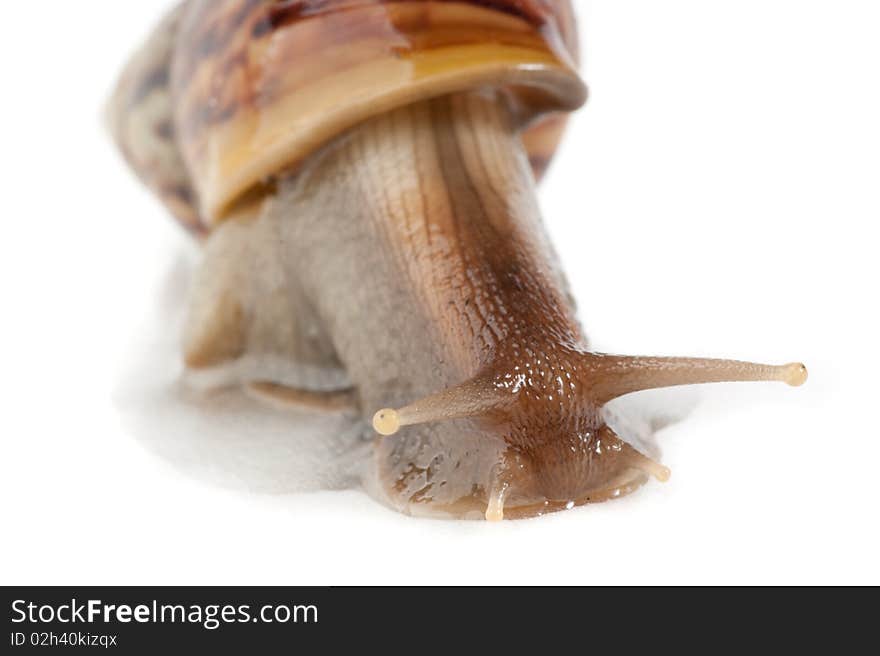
xmin=108 ymin=1 xmax=806 ymax=520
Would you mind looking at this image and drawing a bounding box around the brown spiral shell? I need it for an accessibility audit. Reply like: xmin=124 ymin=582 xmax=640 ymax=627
xmin=112 ymin=1 xmax=587 ymax=232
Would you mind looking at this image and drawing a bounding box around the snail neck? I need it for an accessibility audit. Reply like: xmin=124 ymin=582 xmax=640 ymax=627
xmin=275 ymin=90 xmax=581 ymax=410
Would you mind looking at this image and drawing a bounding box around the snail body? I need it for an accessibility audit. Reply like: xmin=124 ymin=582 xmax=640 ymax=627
xmin=109 ymin=1 xmax=805 ymax=520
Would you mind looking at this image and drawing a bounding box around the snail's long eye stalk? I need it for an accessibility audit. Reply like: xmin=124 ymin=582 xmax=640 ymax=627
xmin=586 ymin=355 xmax=807 ymax=404
xmin=373 ymin=354 xmax=807 ymax=436
xmin=373 ymin=376 xmax=507 ymax=436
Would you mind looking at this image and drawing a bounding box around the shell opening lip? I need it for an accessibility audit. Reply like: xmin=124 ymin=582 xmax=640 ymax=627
xmin=202 ymin=63 xmax=587 ymax=225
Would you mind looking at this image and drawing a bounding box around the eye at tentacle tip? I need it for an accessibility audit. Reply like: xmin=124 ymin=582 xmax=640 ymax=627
xmin=782 ymin=362 xmax=808 ymax=387
xmin=372 ymin=408 xmax=401 ymax=436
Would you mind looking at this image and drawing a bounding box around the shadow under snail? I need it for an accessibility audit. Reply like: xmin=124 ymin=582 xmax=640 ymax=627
xmin=108 ymin=0 xmax=806 ymax=521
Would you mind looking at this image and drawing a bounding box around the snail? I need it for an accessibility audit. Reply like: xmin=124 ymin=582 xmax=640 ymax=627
xmin=108 ymin=0 xmax=806 ymax=521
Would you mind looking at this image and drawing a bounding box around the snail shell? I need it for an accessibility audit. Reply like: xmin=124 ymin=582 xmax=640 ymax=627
xmin=108 ymin=1 xmax=805 ymax=520
xmin=108 ymin=0 xmax=585 ymax=232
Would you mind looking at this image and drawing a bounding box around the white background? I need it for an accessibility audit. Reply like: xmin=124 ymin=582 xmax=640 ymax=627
xmin=1 ymin=1 xmax=877 ymax=585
